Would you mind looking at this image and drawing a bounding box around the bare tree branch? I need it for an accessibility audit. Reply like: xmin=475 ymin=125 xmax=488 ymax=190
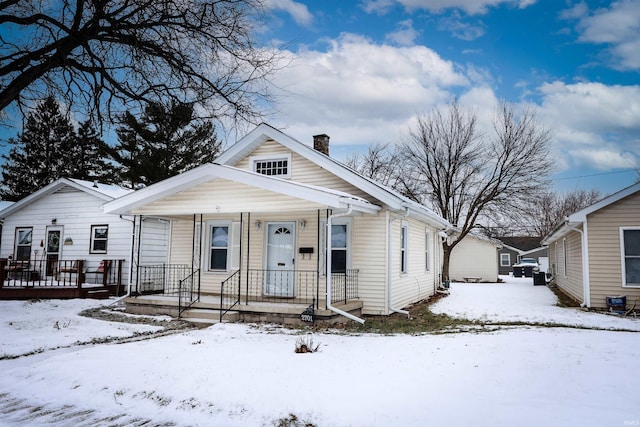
xmin=400 ymin=100 xmax=554 ymax=278
xmin=0 ymin=0 xmax=280 ymax=128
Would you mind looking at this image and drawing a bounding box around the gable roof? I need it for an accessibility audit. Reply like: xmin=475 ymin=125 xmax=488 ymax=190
xmin=499 ymin=236 xmax=543 ymax=252
xmin=103 ymin=163 xmax=381 ymax=215
xmin=217 ymin=123 xmax=450 ymax=228
xmin=0 ymin=178 xmax=132 ymax=219
xmin=542 ymin=181 xmax=640 ymax=244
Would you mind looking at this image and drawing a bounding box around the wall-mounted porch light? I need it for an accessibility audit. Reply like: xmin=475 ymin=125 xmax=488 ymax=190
xmin=299 ymin=219 xmax=307 ymax=231
xmin=255 ymin=220 xmax=262 ymax=231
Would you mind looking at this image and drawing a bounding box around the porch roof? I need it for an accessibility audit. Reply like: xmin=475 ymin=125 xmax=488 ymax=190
xmin=103 ymin=163 xmax=381 ymax=215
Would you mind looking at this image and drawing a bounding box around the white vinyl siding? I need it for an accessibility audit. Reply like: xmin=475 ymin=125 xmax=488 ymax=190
xmin=425 ymin=231 xmax=431 ymax=271
xmin=0 ymin=186 xmax=132 ymax=284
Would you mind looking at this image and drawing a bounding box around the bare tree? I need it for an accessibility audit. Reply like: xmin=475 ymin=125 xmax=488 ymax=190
xmin=522 ymin=189 xmax=601 ymax=237
xmin=345 ymin=143 xmax=402 ymax=188
xmin=0 ymin=0 xmax=279 ymax=127
xmin=400 ymin=100 xmax=554 ymax=278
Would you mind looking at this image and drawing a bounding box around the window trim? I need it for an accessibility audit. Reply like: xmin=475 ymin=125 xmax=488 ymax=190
xmin=90 ymin=224 xmax=109 ymax=254
xmin=320 ymin=218 xmax=352 ymax=275
xmin=620 ymin=227 xmax=640 ymax=288
xmin=14 ymin=227 xmax=33 ymax=260
xmin=250 ymin=153 xmax=292 ymax=179
xmin=401 ymin=220 xmax=408 ymax=274
xmin=207 ymin=221 xmax=232 ymax=272
xmin=500 ymin=253 xmax=511 ymax=267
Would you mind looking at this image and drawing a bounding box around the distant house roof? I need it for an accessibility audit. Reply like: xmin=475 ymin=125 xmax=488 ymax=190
xmin=498 ymin=236 xmax=544 ymax=252
xmin=0 ymin=178 xmax=132 ymax=219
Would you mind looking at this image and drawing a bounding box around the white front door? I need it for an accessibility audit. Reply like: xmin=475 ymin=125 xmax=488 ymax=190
xmin=265 ymin=222 xmax=295 ymax=297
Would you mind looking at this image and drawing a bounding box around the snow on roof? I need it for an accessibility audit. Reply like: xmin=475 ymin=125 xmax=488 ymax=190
xmin=68 ymin=178 xmax=133 ymax=199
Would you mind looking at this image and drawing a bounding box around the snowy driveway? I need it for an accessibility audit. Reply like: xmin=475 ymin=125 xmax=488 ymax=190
xmin=0 ymin=277 xmax=639 ymax=427
xmin=431 ymin=275 xmax=640 ymax=331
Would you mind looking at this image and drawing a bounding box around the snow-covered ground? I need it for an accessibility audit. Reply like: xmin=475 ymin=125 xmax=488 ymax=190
xmin=0 ymin=276 xmax=639 ymax=427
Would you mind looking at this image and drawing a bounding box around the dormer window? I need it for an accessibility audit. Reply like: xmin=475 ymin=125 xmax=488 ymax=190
xmin=251 ymin=154 xmax=291 ymax=178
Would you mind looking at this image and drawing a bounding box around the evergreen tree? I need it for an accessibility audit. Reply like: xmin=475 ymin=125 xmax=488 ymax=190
xmin=1 ymin=96 xmax=115 ymax=201
xmin=107 ymin=101 xmax=221 ymax=188
xmin=73 ymin=119 xmax=117 ymax=184
xmin=1 ymin=96 xmax=76 ymax=201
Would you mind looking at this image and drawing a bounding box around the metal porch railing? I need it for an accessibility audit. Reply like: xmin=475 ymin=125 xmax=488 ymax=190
xmin=220 ymin=270 xmax=241 ymax=322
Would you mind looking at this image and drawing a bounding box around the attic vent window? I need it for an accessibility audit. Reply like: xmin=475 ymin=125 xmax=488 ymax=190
xmin=255 ymin=158 xmax=288 ymax=176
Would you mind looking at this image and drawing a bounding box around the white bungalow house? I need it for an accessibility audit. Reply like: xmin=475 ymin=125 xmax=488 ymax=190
xmin=542 ymin=182 xmax=640 ymax=310
xmin=104 ymin=123 xmax=451 ymax=324
xmin=0 ymin=178 xmax=169 ymax=299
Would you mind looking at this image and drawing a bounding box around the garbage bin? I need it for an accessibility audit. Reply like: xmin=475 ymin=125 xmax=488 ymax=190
xmin=606 ymin=296 xmax=626 ymax=314
xmin=512 ymin=267 xmax=523 ymax=277
xmin=533 ymin=272 xmax=546 ymax=286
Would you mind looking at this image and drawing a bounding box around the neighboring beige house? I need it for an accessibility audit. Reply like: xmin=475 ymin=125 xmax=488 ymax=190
xmin=104 ymin=123 xmax=452 ymax=323
xmin=449 ymin=233 xmax=501 ymax=283
xmin=541 ymin=182 xmax=640 ymax=310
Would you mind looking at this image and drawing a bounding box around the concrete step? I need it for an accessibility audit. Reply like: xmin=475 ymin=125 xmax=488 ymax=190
xmin=181 ymin=308 xmax=239 ymax=326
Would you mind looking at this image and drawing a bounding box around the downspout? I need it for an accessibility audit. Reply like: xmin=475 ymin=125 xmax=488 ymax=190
xmin=566 ymin=221 xmax=591 ymax=308
xmin=388 ymin=207 xmax=410 ymax=316
xmin=110 ymin=214 xmax=136 ymax=305
xmin=326 ymin=205 xmax=365 ymax=324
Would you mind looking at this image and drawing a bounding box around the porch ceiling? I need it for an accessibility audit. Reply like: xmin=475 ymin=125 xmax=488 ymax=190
xmin=104 ymin=163 xmax=381 ymax=216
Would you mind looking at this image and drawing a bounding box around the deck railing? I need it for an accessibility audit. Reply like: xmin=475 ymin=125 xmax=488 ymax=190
xmin=0 ymin=258 xmax=124 ymax=290
xmin=136 ymin=264 xmax=193 ymax=295
xmin=244 ymin=269 xmax=319 ymax=306
xmin=136 ymin=265 xmax=360 ymax=310
xmin=331 ymin=269 xmax=359 ymax=304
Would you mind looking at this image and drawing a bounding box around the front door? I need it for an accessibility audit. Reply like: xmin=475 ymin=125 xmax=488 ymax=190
xmin=265 ymin=222 xmax=295 ymax=297
xmin=46 ymin=227 xmax=62 ymax=276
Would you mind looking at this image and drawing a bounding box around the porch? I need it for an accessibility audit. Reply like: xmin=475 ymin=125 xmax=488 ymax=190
xmin=128 ymin=264 xmax=362 ymax=324
xmin=0 ymin=258 xmax=126 ymax=299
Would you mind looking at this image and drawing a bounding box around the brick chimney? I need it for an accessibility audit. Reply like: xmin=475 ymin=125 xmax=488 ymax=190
xmin=313 ymin=134 xmax=330 ymax=156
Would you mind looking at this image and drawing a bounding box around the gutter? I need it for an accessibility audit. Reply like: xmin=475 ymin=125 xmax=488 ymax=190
xmin=566 ymin=219 xmax=591 ymax=308
xmin=326 ymin=205 xmax=365 ymax=324
xmin=388 ymin=207 xmax=410 ymax=317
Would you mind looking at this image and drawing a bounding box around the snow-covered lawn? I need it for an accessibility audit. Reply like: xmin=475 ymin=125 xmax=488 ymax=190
xmin=0 ymin=276 xmax=639 ymax=427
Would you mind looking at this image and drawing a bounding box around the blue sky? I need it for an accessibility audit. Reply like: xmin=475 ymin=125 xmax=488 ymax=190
xmin=258 ymin=0 xmax=640 ymax=195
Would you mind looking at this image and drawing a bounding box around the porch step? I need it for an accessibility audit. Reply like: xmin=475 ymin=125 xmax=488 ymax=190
xmin=180 ymin=308 xmax=240 ymax=326
xmin=85 ymin=289 xmax=110 ymax=299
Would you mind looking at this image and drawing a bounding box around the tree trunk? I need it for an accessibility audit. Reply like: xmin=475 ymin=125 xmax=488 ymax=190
xmin=442 ymin=244 xmax=452 ymax=282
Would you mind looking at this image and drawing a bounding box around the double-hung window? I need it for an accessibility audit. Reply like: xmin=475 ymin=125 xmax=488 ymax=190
xmin=207 ymin=222 xmax=241 ymax=271
xmin=15 ymin=227 xmax=32 ymax=260
xmin=209 ymin=224 xmax=230 ymax=270
xmin=320 ymin=218 xmax=351 ymax=274
xmin=621 ymin=228 xmax=640 ymax=287
xmin=500 ymin=253 xmax=511 ymax=267
xmin=90 ymin=225 xmax=108 ymax=254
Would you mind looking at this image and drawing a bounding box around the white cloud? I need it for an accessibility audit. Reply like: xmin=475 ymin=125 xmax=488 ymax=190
xmin=385 ymin=19 xmax=421 ymax=46
xmin=264 ymin=0 xmax=313 ymax=26
xmin=363 ymin=0 xmax=537 ymax=15
xmin=537 ymin=81 xmax=640 ymax=171
xmin=437 ymin=11 xmax=486 ymax=40
xmin=565 ymin=0 xmax=640 ymax=71
xmin=270 ymin=34 xmax=470 ymax=147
